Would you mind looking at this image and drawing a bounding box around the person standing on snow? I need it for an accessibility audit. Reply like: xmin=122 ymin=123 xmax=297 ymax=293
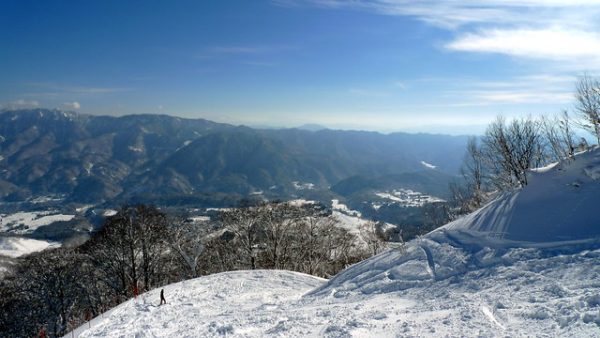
xmin=160 ymin=289 xmax=166 ymax=305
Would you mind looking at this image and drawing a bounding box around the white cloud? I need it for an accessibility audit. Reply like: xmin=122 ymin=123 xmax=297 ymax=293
xmin=278 ymin=1 xmax=600 ymax=69
xmin=446 ymin=28 xmax=600 ymax=62
xmin=276 ymin=1 xmax=600 ymax=28
xmin=62 ymin=101 xmax=81 ymax=110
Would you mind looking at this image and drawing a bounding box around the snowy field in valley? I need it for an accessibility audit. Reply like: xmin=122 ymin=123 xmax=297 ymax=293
xmin=0 ymin=236 xmax=60 ymax=258
xmin=0 ymin=211 xmax=75 ymax=235
xmin=374 ymin=189 xmax=445 ymax=208
xmin=67 ymin=149 xmax=600 ymax=337
xmin=331 ymin=199 xmax=361 ymax=217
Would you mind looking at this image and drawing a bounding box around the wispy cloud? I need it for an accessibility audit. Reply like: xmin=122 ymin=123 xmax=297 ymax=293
xmin=0 ymin=99 xmax=40 ymax=110
xmin=454 ymin=90 xmax=572 ymax=105
xmin=393 ymin=81 xmax=407 ymax=89
xmin=348 ymin=88 xmax=390 ymax=97
xmin=197 ymin=45 xmax=297 ymax=59
xmin=29 ymin=82 xmax=131 ymax=95
xmin=276 ymin=0 xmax=600 ymax=70
xmin=438 ymin=74 xmax=575 ymax=105
xmin=205 ymin=46 xmax=269 ymax=55
xmin=275 ymin=0 xmax=600 ymax=28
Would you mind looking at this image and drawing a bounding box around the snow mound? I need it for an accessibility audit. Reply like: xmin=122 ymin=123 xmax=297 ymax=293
xmin=442 ymin=148 xmax=600 ymax=243
xmin=308 ymin=233 xmax=600 ymax=336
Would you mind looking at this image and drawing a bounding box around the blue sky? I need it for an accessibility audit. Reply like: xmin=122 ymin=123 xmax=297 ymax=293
xmin=2 ymin=0 xmax=600 ymax=134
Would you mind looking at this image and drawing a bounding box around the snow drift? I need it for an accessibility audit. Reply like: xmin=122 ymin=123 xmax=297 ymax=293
xmin=443 ymin=148 xmax=600 ymax=243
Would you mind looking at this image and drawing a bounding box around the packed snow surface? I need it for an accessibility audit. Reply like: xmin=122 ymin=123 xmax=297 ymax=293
xmin=68 ymin=149 xmax=600 ymax=337
xmin=70 ymin=240 xmax=600 ymax=337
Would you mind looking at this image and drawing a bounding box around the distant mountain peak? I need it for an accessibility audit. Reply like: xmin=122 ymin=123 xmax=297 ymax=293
xmin=296 ymin=123 xmax=328 ymax=132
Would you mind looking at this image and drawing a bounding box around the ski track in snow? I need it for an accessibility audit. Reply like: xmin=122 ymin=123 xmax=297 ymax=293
xmin=67 ymin=149 xmax=600 ymax=337
xmin=69 ymin=241 xmax=600 ymax=338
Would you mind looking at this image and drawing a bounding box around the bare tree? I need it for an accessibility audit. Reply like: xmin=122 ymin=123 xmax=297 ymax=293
xmin=541 ymin=111 xmax=576 ymax=162
xmin=575 ymin=74 xmax=600 ymax=145
xmin=85 ymin=205 xmax=169 ymax=298
xmin=360 ymin=220 xmax=388 ymax=257
xmin=482 ymin=116 xmax=545 ymax=188
xmin=461 ymin=137 xmax=486 ymax=208
xmin=219 ymin=206 xmax=264 ymax=270
xmin=168 ymin=216 xmax=211 ymax=279
xmin=261 ymin=202 xmax=305 ymax=269
xmin=6 ymin=249 xmax=85 ymax=337
xmin=296 ymin=215 xmax=332 ymax=276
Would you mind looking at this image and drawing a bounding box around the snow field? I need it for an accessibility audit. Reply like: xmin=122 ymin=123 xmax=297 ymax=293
xmin=0 ymin=211 xmax=75 ymax=234
xmin=374 ymin=189 xmax=445 ymax=208
xmin=0 ymin=236 xmax=60 ymax=258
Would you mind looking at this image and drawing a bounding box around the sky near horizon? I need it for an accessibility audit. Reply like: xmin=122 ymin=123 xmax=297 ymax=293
xmin=2 ymin=1 xmax=600 ymax=134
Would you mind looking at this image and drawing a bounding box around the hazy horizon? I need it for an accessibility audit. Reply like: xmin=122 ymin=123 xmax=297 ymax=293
xmin=3 ymin=1 xmax=600 ymax=134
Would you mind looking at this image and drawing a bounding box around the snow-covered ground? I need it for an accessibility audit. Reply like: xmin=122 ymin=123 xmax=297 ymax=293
xmin=70 ymin=270 xmax=325 ymax=338
xmin=332 ymin=199 xmax=361 ymax=217
xmin=443 ymin=148 xmax=600 ymax=242
xmin=420 ymin=160 xmax=437 ymax=169
xmin=69 ymin=241 xmax=600 ymax=337
xmin=374 ymin=189 xmax=445 ymax=208
xmin=67 ymin=149 xmax=600 ymax=337
xmin=287 ymin=199 xmax=316 ymax=207
xmin=292 ymin=181 xmax=315 ymax=190
xmin=102 ymin=209 xmax=117 ymax=217
xmin=188 ymin=216 xmax=211 ymax=223
xmin=0 ymin=236 xmax=60 ymax=258
xmin=0 ymin=211 xmax=75 ymax=234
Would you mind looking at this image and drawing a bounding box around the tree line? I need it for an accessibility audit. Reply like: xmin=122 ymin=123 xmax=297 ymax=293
xmin=0 ymin=202 xmax=388 ymax=337
xmin=451 ymin=75 xmax=599 ymax=214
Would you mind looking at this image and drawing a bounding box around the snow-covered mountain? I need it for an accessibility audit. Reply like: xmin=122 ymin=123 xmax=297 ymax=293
xmin=67 ymin=149 xmax=600 ymax=337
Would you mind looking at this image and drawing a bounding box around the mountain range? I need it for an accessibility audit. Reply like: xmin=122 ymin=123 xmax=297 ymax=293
xmin=0 ymin=109 xmax=468 ymax=205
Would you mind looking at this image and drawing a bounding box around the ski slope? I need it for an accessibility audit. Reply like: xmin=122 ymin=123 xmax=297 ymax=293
xmin=69 ymin=243 xmax=600 ymax=338
xmin=68 ymin=149 xmax=600 ymax=337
